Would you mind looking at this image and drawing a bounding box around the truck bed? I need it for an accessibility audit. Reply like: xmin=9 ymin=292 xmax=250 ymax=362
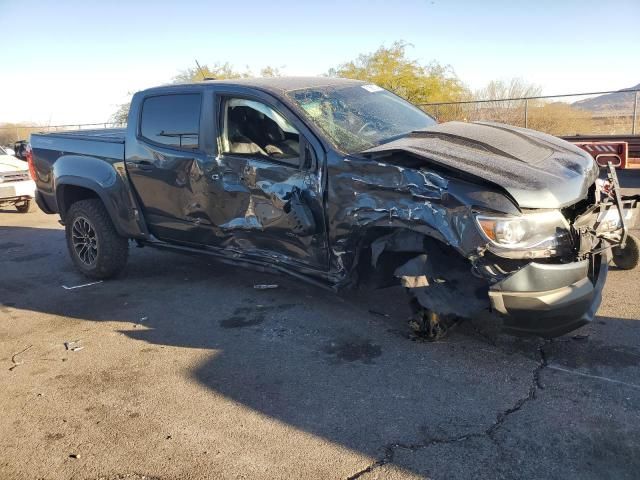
xmin=30 ymin=127 xmax=130 ymax=217
xmin=31 ymin=128 xmax=126 ymax=162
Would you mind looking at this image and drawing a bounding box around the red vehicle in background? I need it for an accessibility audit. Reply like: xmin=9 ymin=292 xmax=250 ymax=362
xmin=562 ymin=134 xmax=640 ymax=270
xmin=562 ymin=135 xmax=640 ymax=170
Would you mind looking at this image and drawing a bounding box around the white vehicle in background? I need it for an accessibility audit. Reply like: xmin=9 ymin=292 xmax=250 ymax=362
xmin=0 ymin=146 xmax=37 ymax=213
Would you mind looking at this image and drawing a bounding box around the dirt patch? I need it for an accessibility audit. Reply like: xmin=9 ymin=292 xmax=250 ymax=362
xmin=94 ymin=475 xmax=161 ymax=480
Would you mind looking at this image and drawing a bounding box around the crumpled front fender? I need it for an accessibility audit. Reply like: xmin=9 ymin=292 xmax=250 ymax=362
xmin=327 ymin=154 xmax=515 ymax=284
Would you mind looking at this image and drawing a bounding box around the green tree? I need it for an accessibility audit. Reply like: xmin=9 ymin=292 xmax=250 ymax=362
xmin=328 ymin=41 xmax=469 ymax=104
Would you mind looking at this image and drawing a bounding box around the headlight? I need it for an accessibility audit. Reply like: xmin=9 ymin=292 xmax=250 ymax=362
xmin=475 ymin=210 xmax=571 ymax=258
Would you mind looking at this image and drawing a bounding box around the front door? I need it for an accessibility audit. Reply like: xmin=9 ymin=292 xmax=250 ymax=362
xmin=205 ymin=93 xmax=328 ymax=270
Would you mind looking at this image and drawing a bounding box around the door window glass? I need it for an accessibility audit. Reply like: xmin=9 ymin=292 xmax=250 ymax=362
xmin=141 ymin=94 xmax=201 ymax=149
xmin=222 ymin=98 xmax=300 ymax=166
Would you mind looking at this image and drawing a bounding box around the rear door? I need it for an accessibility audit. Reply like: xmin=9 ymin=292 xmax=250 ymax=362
xmin=125 ymin=91 xmax=213 ymax=243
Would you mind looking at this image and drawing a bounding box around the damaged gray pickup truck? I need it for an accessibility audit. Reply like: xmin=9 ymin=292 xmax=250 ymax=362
xmin=31 ymin=77 xmax=640 ymax=338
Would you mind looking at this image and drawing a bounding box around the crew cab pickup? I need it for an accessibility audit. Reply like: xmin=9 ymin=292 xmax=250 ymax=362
xmin=30 ymin=77 xmax=640 ymax=338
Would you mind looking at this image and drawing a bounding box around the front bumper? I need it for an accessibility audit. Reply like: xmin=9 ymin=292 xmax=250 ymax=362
xmin=0 ymin=179 xmax=36 ymax=201
xmin=488 ymin=253 xmax=608 ymax=338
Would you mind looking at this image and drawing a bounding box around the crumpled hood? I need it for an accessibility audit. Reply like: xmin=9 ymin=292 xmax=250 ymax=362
xmin=362 ymin=121 xmax=598 ymax=209
xmin=0 ymin=155 xmax=28 ymax=173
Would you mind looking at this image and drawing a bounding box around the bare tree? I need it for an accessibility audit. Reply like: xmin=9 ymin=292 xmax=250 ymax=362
xmin=472 ymin=79 xmax=542 ymax=125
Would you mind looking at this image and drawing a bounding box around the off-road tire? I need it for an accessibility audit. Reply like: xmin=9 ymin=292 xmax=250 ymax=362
xmin=612 ymin=234 xmax=640 ymax=270
xmin=15 ymin=199 xmax=37 ymax=213
xmin=65 ymin=199 xmax=129 ymax=279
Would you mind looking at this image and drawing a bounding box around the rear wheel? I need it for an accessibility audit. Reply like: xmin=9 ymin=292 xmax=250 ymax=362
xmin=15 ymin=199 xmax=37 ymax=213
xmin=612 ymin=234 xmax=639 ymax=270
xmin=65 ymin=199 xmax=129 ymax=279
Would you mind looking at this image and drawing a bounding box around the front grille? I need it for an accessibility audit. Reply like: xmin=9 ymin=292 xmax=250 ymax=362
xmin=0 ymin=171 xmax=30 ymax=183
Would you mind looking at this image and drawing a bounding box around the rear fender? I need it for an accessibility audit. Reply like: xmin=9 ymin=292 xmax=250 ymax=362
xmin=53 ymin=155 xmax=148 ymax=239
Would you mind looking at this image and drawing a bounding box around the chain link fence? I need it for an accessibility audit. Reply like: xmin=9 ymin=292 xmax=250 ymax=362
xmin=418 ymin=89 xmax=640 ymax=137
xmin=2 ymin=89 xmax=639 ymax=145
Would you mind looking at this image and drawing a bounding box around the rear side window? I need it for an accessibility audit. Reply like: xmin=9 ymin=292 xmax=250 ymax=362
xmin=140 ymin=94 xmax=201 ymax=149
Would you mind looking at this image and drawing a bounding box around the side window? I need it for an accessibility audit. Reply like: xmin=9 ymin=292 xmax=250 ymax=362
xmin=140 ymin=94 xmax=201 ymax=150
xmin=221 ymin=98 xmax=300 ymax=166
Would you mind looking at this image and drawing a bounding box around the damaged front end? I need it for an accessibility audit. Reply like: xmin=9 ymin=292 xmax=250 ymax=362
xmin=376 ymin=165 xmax=639 ymax=339
xmin=487 ymin=165 xmax=638 ymax=337
xmin=349 ymin=116 xmax=640 ymax=339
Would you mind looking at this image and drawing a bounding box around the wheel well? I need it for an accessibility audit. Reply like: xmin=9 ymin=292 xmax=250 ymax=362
xmin=353 ymin=227 xmax=465 ymax=289
xmin=58 ymin=185 xmax=100 ymax=220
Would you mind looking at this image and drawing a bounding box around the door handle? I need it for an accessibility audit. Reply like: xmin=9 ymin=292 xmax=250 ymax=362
xmin=130 ymin=160 xmax=155 ymax=171
xmin=210 ymin=171 xmax=241 ymax=183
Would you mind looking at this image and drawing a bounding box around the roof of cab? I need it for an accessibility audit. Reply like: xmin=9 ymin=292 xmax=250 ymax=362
xmin=139 ymin=76 xmax=367 ymax=96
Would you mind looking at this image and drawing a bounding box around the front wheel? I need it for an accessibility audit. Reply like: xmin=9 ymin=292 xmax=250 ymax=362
xmin=15 ymin=199 xmax=37 ymax=213
xmin=612 ymin=234 xmax=639 ymax=270
xmin=65 ymin=199 xmax=129 ymax=279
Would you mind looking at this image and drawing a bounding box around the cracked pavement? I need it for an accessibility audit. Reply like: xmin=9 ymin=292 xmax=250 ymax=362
xmin=347 ymin=340 xmax=550 ymax=480
xmin=1 ymin=189 xmax=639 ymax=479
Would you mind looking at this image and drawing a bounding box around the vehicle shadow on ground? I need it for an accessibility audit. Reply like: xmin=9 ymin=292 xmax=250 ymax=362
xmin=2 ymin=225 xmax=640 ymax=478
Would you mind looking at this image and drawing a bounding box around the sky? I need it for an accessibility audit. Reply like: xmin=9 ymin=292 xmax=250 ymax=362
xmin=1 ymin=0 xmax=639 ymax=125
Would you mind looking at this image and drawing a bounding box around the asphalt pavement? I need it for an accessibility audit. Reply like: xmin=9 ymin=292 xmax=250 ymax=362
xmin=1 ymin=192 xmax=639 ymax=479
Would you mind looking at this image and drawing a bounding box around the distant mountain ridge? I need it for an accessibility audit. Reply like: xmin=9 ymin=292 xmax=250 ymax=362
xmin=573 ymin=83 xmax=640 ymax=112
